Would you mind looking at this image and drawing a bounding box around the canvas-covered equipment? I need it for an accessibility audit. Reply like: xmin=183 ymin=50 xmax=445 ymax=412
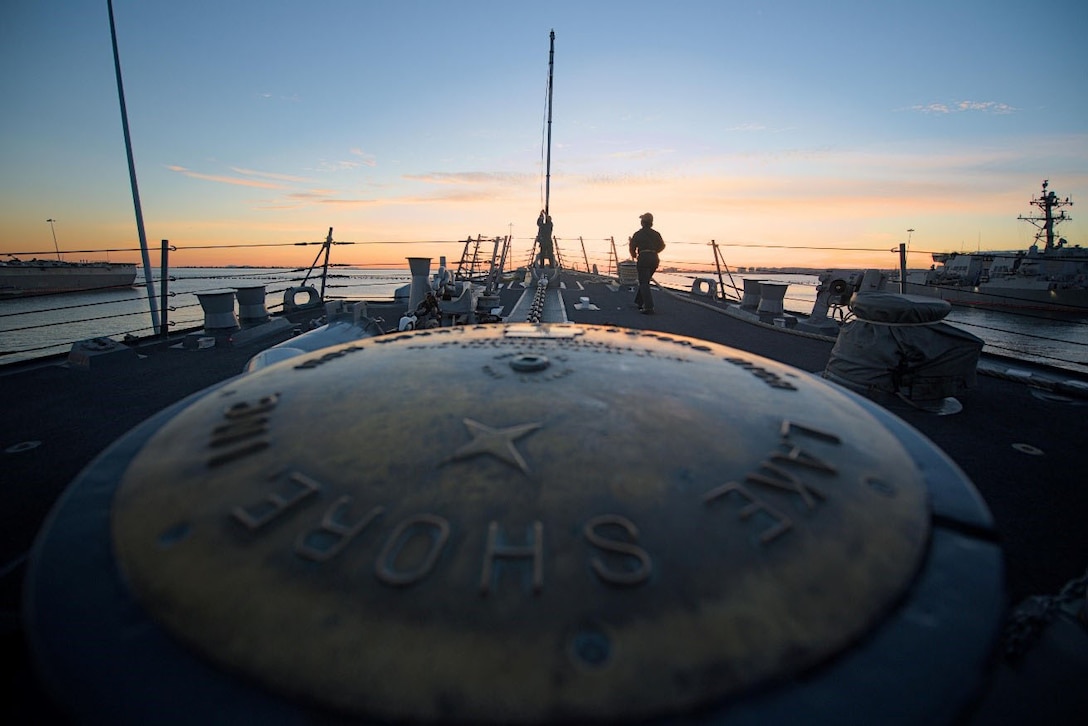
xmin=823 ymin=292 xmax=984 ymax=404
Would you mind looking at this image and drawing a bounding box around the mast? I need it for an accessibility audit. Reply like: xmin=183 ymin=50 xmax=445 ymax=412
xmin=544 ymin=30 xmax=555 ymax=216
xmin=1018 ymin=179 xmax=1073 ymax=251
xmin=108 ymin=0 xmax=159 ymax=331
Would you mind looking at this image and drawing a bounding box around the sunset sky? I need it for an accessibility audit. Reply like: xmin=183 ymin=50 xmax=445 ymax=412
xmin=2 ymin=0 xmax=1086 ymax=271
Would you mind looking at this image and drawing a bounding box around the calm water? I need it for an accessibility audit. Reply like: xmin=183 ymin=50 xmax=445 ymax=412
xmin=3 ymin=268 xmax=1087 ymax=375
xmin=657 ymin=272 xmax=1088 ymax=376
xmin=0 ymin=268 xmax=410 ymax=365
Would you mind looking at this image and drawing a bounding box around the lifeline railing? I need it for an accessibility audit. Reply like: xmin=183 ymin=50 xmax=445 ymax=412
xmin=0 ymin=234 xmax=413 ymax=364
xmin=3 ymin=233 xmax=1087 ymax=374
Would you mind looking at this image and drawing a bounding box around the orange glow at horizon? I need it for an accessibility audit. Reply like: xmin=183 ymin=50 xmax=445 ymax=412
xmin=4 ymin=170 xmax=1083 ymax=272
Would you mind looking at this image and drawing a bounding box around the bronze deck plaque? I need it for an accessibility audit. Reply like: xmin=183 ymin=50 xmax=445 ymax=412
xmin=111 ymin=324 xmax=930 ymax=722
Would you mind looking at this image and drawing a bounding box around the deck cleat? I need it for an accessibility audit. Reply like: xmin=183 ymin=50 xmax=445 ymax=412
xmin=27 ymin=323 xmax=1003 ymax=724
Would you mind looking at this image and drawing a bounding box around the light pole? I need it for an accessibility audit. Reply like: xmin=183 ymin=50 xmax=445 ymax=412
xmin=900 ymin=228 xmax=915 ymax=294
xmin=46 ymin=218 xmax=61 ymax=260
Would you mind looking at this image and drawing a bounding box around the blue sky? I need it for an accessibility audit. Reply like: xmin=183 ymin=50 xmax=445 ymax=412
xmin=2 ymin=0 xmax=1086 ymax=268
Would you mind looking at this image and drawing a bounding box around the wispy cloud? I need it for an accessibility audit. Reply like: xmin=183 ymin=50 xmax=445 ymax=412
xmin=287 ymin=190 xmax=338 ymax=201
xmin=256 ymin=92 xmax=301 ymax=102
xmin=912 ymin=100 xmax=1017 ymax=115
xmin=230 ymin=167 xmax=314 ymax=183
xmin=316 ymin=160 xmax=365 ymax=172
xmin=350 ymin=148 xmax=377 ymax=167
xmin=312 ymin=195 xmax=448 ymax=208
xmin=607 ymin=148 xmax=675 ymax=160
xmin=166 ymin=165 xmax=285 ymax=189
xmin=304 ymin=184 xmax=518 ymax=210
xmin=956 ymin=101 xmax=1017 ymax=114
xmin=316 ymin=198 xmax=385 ymax=207
xmin=403 ymin=171 xmax=531 ymax=185
xmin=313 ymin=149 xmax=378 ymax=172
xmin=580 ymin=172 xmax=666 ymax=186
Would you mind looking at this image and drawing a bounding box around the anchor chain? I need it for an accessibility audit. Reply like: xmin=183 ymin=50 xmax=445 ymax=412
xmin=526 ymin=276 xmax=549 ymax=324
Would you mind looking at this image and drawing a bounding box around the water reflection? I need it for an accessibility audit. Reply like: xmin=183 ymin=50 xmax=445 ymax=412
xmin=657 ymin=272 xmax=1088 ymax=376
xmin=4 ymin=269 xmax=1088 ymax=375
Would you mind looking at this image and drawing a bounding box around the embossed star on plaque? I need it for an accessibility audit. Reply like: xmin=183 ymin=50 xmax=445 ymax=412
xmin=448 ymin=418 xmax=542 ymax=473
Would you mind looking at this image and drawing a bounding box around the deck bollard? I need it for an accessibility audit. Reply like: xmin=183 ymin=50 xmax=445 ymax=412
xmin=407 ymin=257 xmax=432 ymax=312
xmin=195 ymin=290 xmax=238 ymax=331
xmin=756 ymin=282 xmax=788 ymax=316
xmin=234 ymin=285 xmax=270 ymax=325
xmin=740 ymin=278 xmax=763 ymax=309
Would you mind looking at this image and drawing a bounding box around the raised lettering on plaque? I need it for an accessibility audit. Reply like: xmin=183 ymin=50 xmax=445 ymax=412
xmin=702 ymin=481 xmax=793 ymax=544
xmin=480 ymin=521 xmax=544 ymax=595
xmin=207 ymin=393 xmax=280 ymax=467
xmin=231 ymin=470 xmax=321 ymax=531
xmin=584 ymin=514 xmax=652 ymax=586
xmin=375 ymin=514 xmax=451 ymax=587
xmin=295 ymin=497 xmax=384 ymax=562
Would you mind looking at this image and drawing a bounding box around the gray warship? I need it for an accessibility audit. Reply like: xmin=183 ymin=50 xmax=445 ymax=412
xmin=5 ymin=251 xmax=1086 ymax=725
xmin=3 ymin=14 xmax=1085 ymax=725
xmin=901 ymin=180 xmax=1088 ymax=316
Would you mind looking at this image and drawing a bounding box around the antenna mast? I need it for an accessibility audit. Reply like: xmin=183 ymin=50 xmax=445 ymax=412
xmin=544 ymin=30 xmax=555 ymax=215
xmin=1018 ymin=179 xmax=1073 ymax=251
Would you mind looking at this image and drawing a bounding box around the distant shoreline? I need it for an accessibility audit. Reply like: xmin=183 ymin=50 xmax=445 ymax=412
xmin=659 ymin=266 xmax=900 ymax=275
xmin=165 ymin=264 xmax=917 ymax=275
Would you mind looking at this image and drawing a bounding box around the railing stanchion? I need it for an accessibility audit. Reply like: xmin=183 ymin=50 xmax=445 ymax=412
xmin=160 ymin=240 xmax=169 ymax=338
xmin=899 ymin=242 xmax=908 ymax=294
